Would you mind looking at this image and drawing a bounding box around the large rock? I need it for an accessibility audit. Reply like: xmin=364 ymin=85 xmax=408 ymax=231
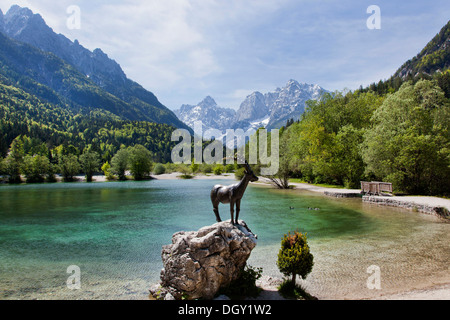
xmin=152 ymin=221 xmax=257 ymax=300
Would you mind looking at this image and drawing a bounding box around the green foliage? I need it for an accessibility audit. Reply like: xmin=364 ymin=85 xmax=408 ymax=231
xmin=101 ymin=161 xmax=112 ymax=179
xmin=362 ymin=80 xmax=450 ymax=195
xmin=128 ymin=144 xmax=153 ymax=181
xmin=284 ymin=91 xmax=383 ymax=187
xmin=3 ymin=135 xmax=25 ymax=183
xmin=394 ymin=21 xmax=450 ymax=78
xmin=190 ymin=161 xmax=199 ymax=174
xmin=0 ymin=157 xmax=4 ymax=176
xmin=0 ymin=81 xmax=177 ymax=163
xmin=80 ymin=152 xmax=101 ymax=182
xmin=268 ymin=75 xmax=449 ymax=195
xmin=213 ymin=164 xmax=224 ymax=175
xmin=153 ymin=163 xmax=166 ymax=175
xmin=200 ymin=163 xmax=213 ymax=174
xmin=110 ymin=148 xmax=129 ymax=181
xmin=224 ymin=164 xmax=235 ymax=173
xmin=178 ymin=164 xmax=193 ymax=179
xmin=0 ymin=30 xmax=189 ymax=130
xmin=58 ymin=154 xmax=81 ymax=182
xmin=268 ymin=128 xmax=291 ymax=189
xmin=277 ymin=231 xmax=314 ymax=284
xmin=22 ymin=154 xmax=50 ymax=183
xmin=218 ymin=265 xmax=263 ymax=299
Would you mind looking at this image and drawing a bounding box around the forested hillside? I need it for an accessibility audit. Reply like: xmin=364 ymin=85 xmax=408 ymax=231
xmin=394 ymin=21 xmax=450 ymax=79
xmin=0 ymin=80 xmax=177 ymax=163
xmin=0 ymin=6 xmax=190 ymax=130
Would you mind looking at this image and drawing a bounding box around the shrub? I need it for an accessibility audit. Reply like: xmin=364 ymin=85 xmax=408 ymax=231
xmin=178 ymin=164 xmax=193 ymax=179
xmin=190 ymin=162 xmax=199 ymax=174
xmin=225 ymin=164 xmax=235 ymax=173
xmin=201 ymin=164 xmax=212 ymax=174
xmin=277 ymin=231 xmax=314 ymax=284
xmin=218 ymin=265 xmax=263 ymax=299
xmin=213 ymin=165 xmax=223 ymax=175
xmin=101 ymin=161 xmax=115 ymax=180
xmin=153 ymin=163 xmax=166 ymax=175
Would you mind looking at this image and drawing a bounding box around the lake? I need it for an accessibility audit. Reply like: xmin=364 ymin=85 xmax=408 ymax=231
xmin=0 ymin=178 xmax=449 ymax=300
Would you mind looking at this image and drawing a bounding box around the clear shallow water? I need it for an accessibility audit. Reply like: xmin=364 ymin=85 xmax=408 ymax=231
xmin=0 ymin=179 xmax=448 ymax=300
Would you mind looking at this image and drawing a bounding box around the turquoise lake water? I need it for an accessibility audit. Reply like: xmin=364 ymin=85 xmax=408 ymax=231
xmin=0 ymin=179 xmax=449 ymax=300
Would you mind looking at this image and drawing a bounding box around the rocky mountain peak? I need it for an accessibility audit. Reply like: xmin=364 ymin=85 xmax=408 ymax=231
xmin=199 ymin=96 xmax=217 ymax=108
xmin=0 ymin=9 xmax=4 ymax=31
xmin=2 ymin=5 xmax=127 ymax=86
xmin=4 ymin=5 xmax=47 ymax=37
xmin=175 ymin=97 xmax=236 ymax=132
xmin=176 ymin=80 xmax=327 ymax=135
xmin=286 ymin=78 xmax=299 ymax=87
xmin=236 ymin=91 xmax=268 ymax=122
xmin=5 ymin=4 xmax=33 ymax=20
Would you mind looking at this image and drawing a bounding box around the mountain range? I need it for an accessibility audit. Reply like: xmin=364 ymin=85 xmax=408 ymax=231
xmin=0 ymin=4 xmax=448 ymax=148
xmin=175 ymin=80 xmax=327 ymax=132
xmin=0 ymin=5 xmax=190 ymax=131
xmin=176 ymin=21 xmax=450 ymax=133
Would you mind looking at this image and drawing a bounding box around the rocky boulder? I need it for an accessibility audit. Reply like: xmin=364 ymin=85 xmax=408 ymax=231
xmin=151 ymin=221 xmax=257 ymax=300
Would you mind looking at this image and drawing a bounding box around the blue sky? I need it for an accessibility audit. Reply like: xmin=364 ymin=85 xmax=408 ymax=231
xmin=1 ymin=0 xmax=449 ymax=110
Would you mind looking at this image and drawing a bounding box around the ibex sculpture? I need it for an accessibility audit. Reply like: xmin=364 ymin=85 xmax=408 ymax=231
xmin=211 ymin=159 xmax=258 ymax=225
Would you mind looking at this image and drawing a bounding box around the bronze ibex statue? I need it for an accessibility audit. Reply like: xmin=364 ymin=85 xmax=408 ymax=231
xmin=211 ymin=159 xmax=258 ymax=225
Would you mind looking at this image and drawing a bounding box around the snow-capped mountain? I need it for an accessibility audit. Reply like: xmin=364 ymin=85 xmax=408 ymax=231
xmin=175 ymin=80 xmax=327 ymax=134
xmin=175 ymin=96 xmax=237 ymax=132
xmin=265 ymin=80 xmax=326 ymax=129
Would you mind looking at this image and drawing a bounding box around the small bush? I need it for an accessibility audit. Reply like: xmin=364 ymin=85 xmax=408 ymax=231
xmin=218 ymin=265 xmax=263 ymax=299
xmin=213 ymin=165 xmax=223 ymax=175
xmin=277 ymin=231 xmax=314 ymax=284
xmin=225 ymin=164 xmax=235 ymax=173
xmin=153 ymin=163 xmax=166 ymax=175
xmin=178 ymin=174 xmax=194 ymax=179
xmin=201 ymin=164 xmax=213 ymax=174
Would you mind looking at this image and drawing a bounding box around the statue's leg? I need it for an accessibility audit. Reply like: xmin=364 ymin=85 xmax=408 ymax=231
xmin=230 ymin=201 xmax=235 ymax=225
xmin=211 ymin=188 xmax=222 ymax=222
xmin=213 ymin=203 xmax=221 ymax=222
xmin=235 ymin=199 xmax=241 ymax=225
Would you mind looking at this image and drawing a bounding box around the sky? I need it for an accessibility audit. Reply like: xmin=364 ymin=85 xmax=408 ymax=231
xmin=1 ymin=0 xmax=449 ymax=111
